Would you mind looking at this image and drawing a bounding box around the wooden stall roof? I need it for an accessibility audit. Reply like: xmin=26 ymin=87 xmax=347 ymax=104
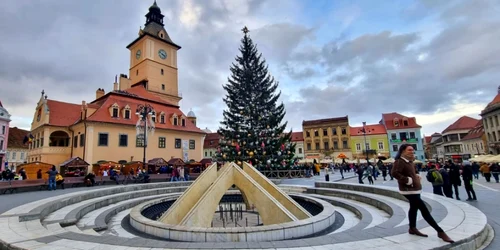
xmin=93 ymin=161 xmax=119 ymax=166
xmin=148 ymin=158 xmax=168 ymax=166
xmin=16 ymin=161 xmax=53 ymax=169
xmin=167 ymin=158 xmax=185 ymax=166
xmin=200 ymin=158 xmax=213 ymax=165
xmin=59 ymin=157 xmax=90 ymax=168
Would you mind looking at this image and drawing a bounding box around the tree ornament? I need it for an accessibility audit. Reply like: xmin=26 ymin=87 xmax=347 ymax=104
xmin=281 ymin=144 xmax=285 ymax=151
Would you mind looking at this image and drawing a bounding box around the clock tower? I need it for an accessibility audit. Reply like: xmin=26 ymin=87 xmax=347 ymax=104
xmin=126 ymin=0 xmax=182 ymax=105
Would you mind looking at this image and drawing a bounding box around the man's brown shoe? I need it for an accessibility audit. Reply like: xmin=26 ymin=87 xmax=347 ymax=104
xmin=438 ymin=232 xmax=454 ymax=243
xmin=408 ymin=228 xmax=428 ymax=237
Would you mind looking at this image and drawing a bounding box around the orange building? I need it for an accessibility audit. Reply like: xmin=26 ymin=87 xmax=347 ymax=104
xmin=27 ymin=2 xmax=205 ymax=170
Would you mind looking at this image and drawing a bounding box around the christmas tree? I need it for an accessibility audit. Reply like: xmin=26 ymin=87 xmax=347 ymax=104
xmin=217 ymin=27 xmax=296 ymax=169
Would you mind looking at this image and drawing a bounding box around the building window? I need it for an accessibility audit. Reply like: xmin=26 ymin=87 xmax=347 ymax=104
xmin=323 ymin=129 xmax=328 ymax=136
xmin=400 ymin=132 xmax=407 ymax=140
xmin=324 ymin=142 xmax=329 ymax=150
xmin=79 ymin=134 xmax=85 ymax=147
xmin=298 ymin=148 xmax=303 ymax=154
xmin=175 ymin=138 xmax=181 ymax=149
xmin=173 ymin=117 xmax=178 ymax=126
xmin=332 ymin=128 xmax=337 ymax=135
xmin=394 ymin=119 xmax=399 ymax=127
xmin=378 ymin=142 xmax=384 ymax=150
xmin=315 ymin=142 xmax=320 ymax=150
xmin=151 ymin=116 xmax=156 ymax=123
xmin=306 ymin=131 xmax=310 ymax=137
xmin=391 ymin=133 xmax=397 ymax=140
xmin=341 ymin=128 xmax=347 ymax=135
xmin=112 ymin=108 xmax=119 ymax=118
xmin=73 ymin=136 xmax=78 ymax=148
xmin=98 ymin=133 xmax=108 ymax=146
xmin=356 ymin=143 xmax=361 ymax=151
xmin=162 ymin=84 xmax=165 ymax=90
xmin=160 ymin=115 xmax=165 ymax=124
xmin=403 ymin=120 xmax=409 ymax=126
xmin=124 ymin=110 xmax=131 ymax=119
xmin=484 ymin=118 xmax=488 ymax=129
xmin=342 ymin=140 xmax=348 ymax=149
xmin=158 ymin=137 xmax=166 ymax=148
xmin=365 ymin=143 xmax=370 ymax=150
xmin=182 ymin=119 xmax=186 ymax=127
xmin=161 ymin=69 xmax=164 ymax=75
xmin=12 ymin=152 xmax=16 ymax=160
xmin=1 ymin=125 xmax=4 ymax=134
xmin=189 ymin=139 xmax=195 ymax=149
xmin=210 ymin=151 xmax=213 ymax=156
xmin=314 ymin=130 xmax=319 ymax=137
xmin=136 ymin=135 xmax=145 ymax=147
xmin=392 ymin=145 xmax=398 ymax=151
xmin=205 ymin=151 xmax=208 ymax=157
xmin=20 ymin=152 xmax=24 ymax=160
xmin=119 ymin=134 xmax=128 ymax=147
xmin=333 ymin=141 xmax=339 ymax=149
xmin=409 ymin=132 xmax=416 ymax=139
xmin=307 ymin=143 xmax=311 ymax=150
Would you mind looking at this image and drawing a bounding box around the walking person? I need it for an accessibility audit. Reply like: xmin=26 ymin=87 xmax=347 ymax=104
xmin=426 ymin=164 xmax=444 ymax=196
xmin=391 ymin=144 xmax=454 ymax=243
xmin=480 ymin=162 xmax=491 ymax=182
xmin=324 ymin=166 xmax=329 ymax=182
xmin=380 ymin=164 xmax=388 ymax=181
xmin=446 ymin=160 xmax=461 ymax=200
xmin=46 ymin=165 xmax=58 ymax=191
xmin=471 ymin=162 xmax=480 ymax=179
xmin=461 ymin=161 xmax=477 ymax=201
xmin=439 ymin=167 xmax=453 ymax=198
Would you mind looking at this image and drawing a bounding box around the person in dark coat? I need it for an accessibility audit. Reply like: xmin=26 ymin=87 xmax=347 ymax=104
xmin=439 ymin=167 xmax=453 ymax=198
xmin=461 ymin=161 xmax=477 ymax=201
xmin=380 ymin=163 xmax=388 ymax=181
xmin=446 ymin=160 xmax=461 ymax=200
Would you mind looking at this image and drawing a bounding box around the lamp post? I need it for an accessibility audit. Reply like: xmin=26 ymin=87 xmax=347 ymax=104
xmin=362 ymin=122 xmax=369 ymax=162
xmin=135 ymin=103 xmax=156 ymax=170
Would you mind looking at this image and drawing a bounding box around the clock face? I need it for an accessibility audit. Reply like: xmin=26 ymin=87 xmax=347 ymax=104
xmin=158 ymin=49 xmax=167 ymax=60
xmin=136 ymin=50 xmax=141 ymax=59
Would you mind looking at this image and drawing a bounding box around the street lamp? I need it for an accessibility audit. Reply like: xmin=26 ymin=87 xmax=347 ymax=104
xmin=361 ymin=122 xmax=369 ymax=162
xmin=136 ymin=103 xmax=156 ymax=170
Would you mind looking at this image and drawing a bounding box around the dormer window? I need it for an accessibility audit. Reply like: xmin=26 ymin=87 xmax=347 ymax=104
xmin=394 ymin=118 xmax=399 ymax=127
xmin=160 ymin=113 xmax=165 ymax=124
xmin=173 ymin=117 xmax=178 ymax=126
xmin=124 ymin=110 xmax=131 ymax=119
xmin=112 ymin=108 xmax=119 ymax=118
xmin=182 ymin=118 xmax=186 ymax=127
xmin=403 ymin=119 xmax=409 ymax=126
xmin=110 ymin=103 xmax=120 ymax=118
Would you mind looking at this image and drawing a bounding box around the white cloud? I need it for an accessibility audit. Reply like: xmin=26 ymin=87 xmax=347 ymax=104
xmin=179 ymin=0 xmax=202 ymax=30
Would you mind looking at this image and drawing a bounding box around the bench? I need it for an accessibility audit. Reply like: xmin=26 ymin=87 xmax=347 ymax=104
xmin=64 ymin=177 xmax=85 ymax=188
xmin=0 ymin=179 xmax=47 ymax=194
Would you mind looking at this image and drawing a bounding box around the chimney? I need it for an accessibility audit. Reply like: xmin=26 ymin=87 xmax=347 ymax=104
xmin=113 ymin=75 xmax=119 ymax=91
xmin=119 ymin=74 xmax=131 ymax=90
xmin=96 ymin=88 xmax=105 ymax=99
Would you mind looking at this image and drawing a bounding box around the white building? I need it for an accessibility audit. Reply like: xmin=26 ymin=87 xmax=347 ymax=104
xmin=481 ymin=86 xmax=500 ymax=154
xmin=441 ymin=116 xmax=480 ymax=161
xmin=461 ymin=124 xmax=487 ymax=156
xmin=6 ymin=127 xmax=30 ymax=170
xmin=291 ymin=132 xmax=304 ymax=159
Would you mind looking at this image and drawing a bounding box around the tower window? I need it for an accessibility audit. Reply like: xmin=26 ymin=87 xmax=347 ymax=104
xmin=161 ymin=69 xmax=164 ymax=75
xmin=162 ymin=84 xmax=165 ymax=90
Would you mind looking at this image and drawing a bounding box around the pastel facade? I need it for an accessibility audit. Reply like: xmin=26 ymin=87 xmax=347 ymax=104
xmin=461 ymin=123 xmax=487 ymax=156
xmin=481 ymin=86 xmax=500 ymax=154
xmin=350 ymin=124 xmax=390 ymax=159
xmin=6 ymin=127 xmax=30 ymax=169
xmin=440 ymin=116 xmax=480 ymax=160
xmin=291 ymin=132 xmax=304 ymax=159
xmin=0 ymin=101 xmax=11 ymax=170
xmin=302 ymin=116 xmax=352 ymax=160
xmin=203 ymin=132 xmax=220 ymax=159
xmin=27 ymin=2 xmax=205 ymax=170
xmin=380 ymin=113 xmax=425 ymax=160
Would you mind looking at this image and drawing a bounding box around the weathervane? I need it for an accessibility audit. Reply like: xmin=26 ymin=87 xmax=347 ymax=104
xmin=242 ymin=26 xmax=249 ymax=34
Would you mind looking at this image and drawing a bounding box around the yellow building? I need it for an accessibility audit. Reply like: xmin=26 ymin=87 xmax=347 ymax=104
xmin=27 ymin=2 xmax=206 ymax=170
xmin=349 ymin=124 xmax=390 ymax=159
xmin=302 ymin=116 xmax=352 ymax=160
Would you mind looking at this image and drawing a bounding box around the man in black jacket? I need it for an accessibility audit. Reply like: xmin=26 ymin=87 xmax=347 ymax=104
xmin=446 ymin=160 xmax=461 ymax=200
xmin=461 ymin=161 xmax=477 ymax=201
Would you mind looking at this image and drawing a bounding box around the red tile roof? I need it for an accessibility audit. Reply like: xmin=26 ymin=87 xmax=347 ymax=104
xmin=203 ymin=133 xmax=220 ymax=148
xmin=482 ymin=91 xmax=500 ymax=115
xmin=442 ymin=116 xmax=480 ymax=134
xmin=350 ymin=124 xmax=387 ymax=136
xmin=86 ymin=91 xmax=204 ymax=133
xmin=303 ymin=116 xmax=348 ymax=126
xmin=381 ymin=112 xmax=421 ymax=130
xmin=461 ymin=123 xmax=485 ymax=141
xmin=291 ymin=132 xmax=303 ymax=142
xmin=7 ymin=127 xmax=30 ymax=149
xmin=424 ymin=136 xmax=432 ymax=144
xmin=121 ymin=84 xmax=176 ymax=106
xmin=47 ymin=100 xmax=82 ymax=126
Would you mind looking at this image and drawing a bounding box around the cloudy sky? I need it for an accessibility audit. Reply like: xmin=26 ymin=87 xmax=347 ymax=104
xmin=1 ymin=0 xmax=499 ymax=136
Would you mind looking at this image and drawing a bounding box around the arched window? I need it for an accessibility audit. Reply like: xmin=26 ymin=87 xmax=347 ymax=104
xmin=393 ymin=118 xmax=399 ymax=127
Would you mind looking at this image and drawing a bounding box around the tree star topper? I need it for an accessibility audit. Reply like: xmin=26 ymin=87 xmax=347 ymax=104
xmin=242 ymin=26 xmax=249 ymax=34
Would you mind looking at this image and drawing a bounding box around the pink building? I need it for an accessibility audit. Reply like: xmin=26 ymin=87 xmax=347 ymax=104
xmin=0 ymin=101 xmax=11 ymax=171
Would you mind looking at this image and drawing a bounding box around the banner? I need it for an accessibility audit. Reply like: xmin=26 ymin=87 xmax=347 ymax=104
xmin=182 ymin=140 xmax=189 ymax=162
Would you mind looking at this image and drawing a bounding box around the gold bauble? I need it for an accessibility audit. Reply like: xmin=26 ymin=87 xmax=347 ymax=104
xmin=249 ymin=152 xmax=254 ymax=157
